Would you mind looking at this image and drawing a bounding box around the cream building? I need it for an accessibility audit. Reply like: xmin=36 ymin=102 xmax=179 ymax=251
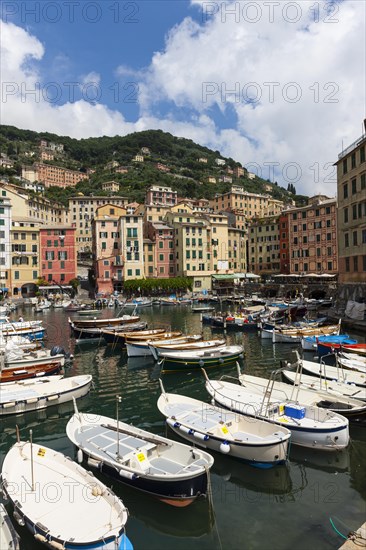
xmin=10 ymin=222 xmax=40 ymax=295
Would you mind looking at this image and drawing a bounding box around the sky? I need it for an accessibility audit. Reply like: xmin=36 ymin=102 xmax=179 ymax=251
xmin=1 ymin=0 xmax=365 ymax=196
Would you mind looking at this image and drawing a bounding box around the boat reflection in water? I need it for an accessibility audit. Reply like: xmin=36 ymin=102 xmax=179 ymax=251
xmin=92 ymin=469 xmax=215 ymax=539
xmin=289 ymin=445 xmax=350 ymax=473
xmin=212 ymin=453 xmax=293 ymax=499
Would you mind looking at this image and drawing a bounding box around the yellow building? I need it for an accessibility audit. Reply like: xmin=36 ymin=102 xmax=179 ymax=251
xmin=210 ymin=185 xmax=284 ymax=219
xmin=10 ymin=222 xmax=40 ymax=295
xmin=1 ymin=183 xmax=69 ymax=225
xmin=335 ymin=124 xmax=366 ymax=284
xmin=248 ymin=217 xmax=280 ymax=275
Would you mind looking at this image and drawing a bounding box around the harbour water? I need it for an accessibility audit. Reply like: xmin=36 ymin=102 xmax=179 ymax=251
xmin=1 ymin=305 xmax=365 ymax=550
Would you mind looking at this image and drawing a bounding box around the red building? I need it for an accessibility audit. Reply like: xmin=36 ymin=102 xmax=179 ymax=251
xmin=146 ymin=222 xmax=176 ymax=278
xmin=40 ymin=225 xmax=77 ymax=284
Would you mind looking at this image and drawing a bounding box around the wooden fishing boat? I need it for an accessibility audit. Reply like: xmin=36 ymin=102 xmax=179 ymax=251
xmin=0 ymin=361 xmax=63 ymax=383
xmin=1 ymin=439 xmax=133 ymax=550
xmin=316 ymin=341 xmax=365 ymax=357
xmin=69 ymin=317 xmax=143 ymax=341
xmin=272 ymin=323 xmax=340 ymax=344
xmin=0 ymin=503 xmax=20 ymax=550
xmin=0 ymin=374 xmax=92 ymax=416
xmin=101 ymin=325 xmax=158 ymax=345
xmin=69 ymin=315 xmax=140 ymax=329
xmin=157 ymin=384 xmax=291 ymax=468
xmin=301 ymin=334 xmax=356 ymax=351
xmin=125 ymin=333 xmax=197 ymax=357
xmin=158 ymin=344 xmax=244 ymax=372
xmin=3 ymin=343 xmax=71 ymax=369
xmin=124 ymin=329 xmax=180 ymax=342
xmin=336 ymin=355 xmax=366 ymax=373
xmin=149 ymin=339 xmax=226 ymax=361
xmin=192 ymin=306 xmax=215 ymax=313
xmin=66 ymin=402 xmax=214 ymax=507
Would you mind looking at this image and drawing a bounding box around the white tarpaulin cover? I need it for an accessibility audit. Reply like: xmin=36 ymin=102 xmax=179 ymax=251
xmin=345 ymin=300 xmax=366 ymax=321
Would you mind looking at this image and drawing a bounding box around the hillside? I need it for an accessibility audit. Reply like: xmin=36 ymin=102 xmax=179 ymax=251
xmin=0 ymin=125 xmax=303 ymax=207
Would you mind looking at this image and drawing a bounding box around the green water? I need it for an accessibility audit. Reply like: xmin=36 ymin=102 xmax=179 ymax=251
xmin=1 ymin=305 xmax=365 ymax=550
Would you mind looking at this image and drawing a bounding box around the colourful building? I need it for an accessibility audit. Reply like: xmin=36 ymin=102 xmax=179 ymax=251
xmin=39 ymin=225 xmax=77 ymax=284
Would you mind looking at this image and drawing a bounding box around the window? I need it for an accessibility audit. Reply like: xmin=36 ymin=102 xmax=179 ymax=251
xmin=159 ymin=254 xmax=164 ymax=261
xmin=316 ymin=234 xmax=321 ymax=242
xmin=326 ymin=233 xmax=331 ymax=241
xmin=343 ymin=183 xmax=348 ymax=199
xmin=344 ymin=233 xmax=349 ymax=247
xmin=361 ymin=146 xmax=365 ymax=163
xmin=159 ymin=267 xmax=164 ymax=274
xmin=159 ymin=241 xmax=163 ymax=248
xmin=326 ymin=220 xmax=331 ymax=227
xmin=292 ymin=213 xmax=297 ymax=220
xmin=58 ymin=251 xmax=67 ymax=260
xmin=45 ymin=251 xmax=55 ymax=260
xmin=102 ymin=242 xmax=106 ymax=250
xmin=60 ymin=261 xmax=65 ymax=269
xmin=127 ymin=269 xmax=132 ymax=276
xmin=343 ymin=158 xmax=347 ymax=174
xmin=345 ymin=257 xmax=350 ymax=272
xmin=48 ymin=274 xmax=53 ymax=282
xmin=344 ymin=208 xmax=348 ymax=223
xmin=314 ymin=221 xmax=322 ymax=229
xmin=136 ymin=269 xmax=141 ymax=276
xmin=14 ymin=271 xmax=19 ymax=280
xmin=361 ymin=174 xmax=366 ymax=190
xmin=33 ymin=271 xmax=38 ymax=279
xmin=186 ymin=238 xmax=190 ymax=246
xmin=353 ymin=231 xmax=358 ymax=246
xmin=302 ymin=224 xmax=306 ymax=231
xmin=352 ymin=178 xmax=357 ymax=194
xmin=316 ymin=248 xmax=321 ymax=257
xmin=186 ymin=251 xmax=190 ymax=259
xmin=148 ymin=255 xmax=153 ymax=262
xmin=362 ymin=229 xmax=366 ymax=244
xmin=293 ymin=225 xmax=298 ymax=233
xmin=148 ymin=266 xmax=153 ymax=274
xmin=352 ymin=205 xmax=357 ymax=220
xmin=294 ymin=237 xmax=298 ymax=245
xmin=353 ymin=256 xmax=358 ymax=271
xmin=327 ymin=261 xmax=332 ymax=271
xmin=327 ymin=246 xmax=332 ymax=256
xmin=315 ymin=209 xmax=320 ymax=217
xmin=351 ymin=152 xmax=356 ymax=169
xmin=303 ymin=236 xmax=307 ymax=244
xmin=48 ymin=262 xmax=52 ymax=269
xmin=47 ymin=240 xmax=52 ymax=247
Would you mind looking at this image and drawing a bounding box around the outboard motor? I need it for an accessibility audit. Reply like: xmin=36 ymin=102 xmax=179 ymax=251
xmin=50 ymin=346 xmax=74 ymax=363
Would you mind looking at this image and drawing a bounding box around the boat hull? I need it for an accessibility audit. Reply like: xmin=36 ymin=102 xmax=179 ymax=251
xmin=0 ymin=362 xmax=62 ymax=383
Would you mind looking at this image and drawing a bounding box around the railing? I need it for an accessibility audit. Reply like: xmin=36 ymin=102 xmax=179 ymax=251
xmin=338 ymin=133 xmax=366 ymax=160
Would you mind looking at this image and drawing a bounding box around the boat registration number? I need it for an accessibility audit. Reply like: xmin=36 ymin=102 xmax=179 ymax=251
xmin=221 ymin=425 xmax=229 ymax=434
xmin=37 ymin=448 xmax=46 ymax=457
xmin=136 ymin=452 xmax=146 ymax=462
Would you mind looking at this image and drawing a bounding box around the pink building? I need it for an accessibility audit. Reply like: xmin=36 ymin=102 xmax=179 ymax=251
xmin=40 ymin=225 xmax=77 ymax=284
xmin=145 ymin=186 xmax=177 ymax=206
xmin=92 ymin=204 xmax=125 ymax=294
xmin=147 ymin=222 xmax=176 ymax=278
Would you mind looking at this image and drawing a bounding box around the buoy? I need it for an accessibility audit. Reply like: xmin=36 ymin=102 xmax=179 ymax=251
xmin=13 ymin=511 xmax=25 ymax=527
xmin=219 ymin=442 xmax=231 ymax=454
xmin=199 ymin=360 xmax=204 ymax=367
xmin=48 ymin=540 xmax=64 ymax=550
xmin=34 ymin=534 xmax=47 ymax=543
xmin=91 ymin=485 xmax=103 ymax=497
xmin=178 ymin=424 xmax=192 ymax=435
xmin=192 ymin=431 xmax=209 ymax=441
xmin=77 ymin=448 xmax=83 ymax=463
xmin=119 ymin=469 xmax=138 ymax=480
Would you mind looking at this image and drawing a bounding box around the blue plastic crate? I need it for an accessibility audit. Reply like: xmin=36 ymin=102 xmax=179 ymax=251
xmin=284 ymin=404 xmax=305 ymax=420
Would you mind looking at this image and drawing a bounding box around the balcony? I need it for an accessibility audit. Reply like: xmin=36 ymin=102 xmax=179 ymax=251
xmin=338 ymin=133 xmax=366 ymax=160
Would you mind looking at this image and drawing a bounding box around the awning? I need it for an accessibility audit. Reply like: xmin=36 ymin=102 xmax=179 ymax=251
xmin=235 ymin=273 xmax=260 ymax=279
xmin=212 ymin=274 xmax=236 ymax=280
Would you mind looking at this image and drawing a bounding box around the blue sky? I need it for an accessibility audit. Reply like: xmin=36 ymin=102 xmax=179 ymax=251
xmin=1 ymin=0 xmax=365 ymax=195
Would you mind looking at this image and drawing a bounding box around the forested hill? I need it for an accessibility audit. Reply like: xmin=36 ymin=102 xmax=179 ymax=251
xmin=0 ymin=125 xmax=306 ymax=206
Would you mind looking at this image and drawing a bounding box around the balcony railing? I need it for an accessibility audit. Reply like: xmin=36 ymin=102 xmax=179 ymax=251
xmin=338 ymin=133 xmax=366 ymax=160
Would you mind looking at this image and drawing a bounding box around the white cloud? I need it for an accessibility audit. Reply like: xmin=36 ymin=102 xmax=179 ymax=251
xmin=1 ymin=3 xmax=365 ymax=196
xmin=140 ymin=0 xmax=365 ymax=195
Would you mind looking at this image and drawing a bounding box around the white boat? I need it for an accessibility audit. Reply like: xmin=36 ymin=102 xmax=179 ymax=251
xmin=260 ymin=327 xmax=274 ymax=340
xmin=1 ymin=439 xmax=133 ymax=550
xmin=3 ymin=340 xmax=71 ymax=369
xmin=340 ymin=351 xmax=366 ymax=364
xmin=300 ymin=359 xmax=366 ymax=388
xmin=157 ymin=383 xmax=291 ymax=468
xmin=192 ymin=306 xmax=214 ymax=313
xmin=272 ymin=322 xmax=341 ymax=344
xmin=149 ymin=339 xmax=226 ymax=361
xmin=282 ymin=369 xmax=366 ymax=402
xmin=0 ymin=503 xmax=20 ymax=550
xmin=125 ymin=334 xmax=200 ymax=357
xmin=66 ymin=403 xmax=214 ymax=507
xmin=336 ymin=356 xmax=366 ymax=374
xmin=0 ymin=374 xmax=92 ymax=416
xmin=236 ymin=371 xmax=366 ymax=424
xmin=158 ymin=345 xmax=244 ymax=372
xmin=34 ymin=299 xmax=52 ymax=312
xmin=204 ymin=372 xmax=349 ymax=450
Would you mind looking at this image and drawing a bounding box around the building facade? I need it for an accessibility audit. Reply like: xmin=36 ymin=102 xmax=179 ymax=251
xmin=210 ymin=186 xmax=284 ymax=220
xmin=146 ymin=222 xmax=176 ymax=278
xmin=145 ymin=186 xmax=178 ymax=206
xmin=39 ymin=226 xmax=77 ymax=284
xmin=335 ymin=126 xmax=366 ymax=284
xmin=0 ymin=193 xmax=12 ymax=290
xmin=10 ymin=222 xmax=40 ymax=295
xmin=286 ymin=196 xmax=338 ymax=275
xmin=33 ymin=163 xmax=89 ymax=188
xmin=69 ymin=195 xmax=128 ymax=254
xmin=248 ymin=217 xmax=280 ymax=275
